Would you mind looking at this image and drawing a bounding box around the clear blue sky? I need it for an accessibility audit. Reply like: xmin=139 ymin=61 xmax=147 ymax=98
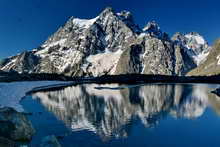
xmin=0 ymin=0 xmax=219 ymax=59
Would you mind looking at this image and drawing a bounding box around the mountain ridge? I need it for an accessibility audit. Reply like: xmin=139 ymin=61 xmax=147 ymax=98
xmin=0 ymin=7 xmax=211 ymax=77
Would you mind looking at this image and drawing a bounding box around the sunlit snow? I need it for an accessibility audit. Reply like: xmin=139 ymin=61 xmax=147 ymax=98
xmin=72 ymin=16 xmax=99 ymax=29
xmin=185 ymin=34 xmax=205 ymax=45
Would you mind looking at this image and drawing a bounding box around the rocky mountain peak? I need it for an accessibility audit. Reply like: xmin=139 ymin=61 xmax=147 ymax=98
xmin=185 ymin=32 xmax=207 ymax=46
xmin=172 ymin=32 xmax=210 ymax=65
xmin=99 ymin=7 xmax=114 ymax=16
xmin=117 ymin=10 xmax=132 ymax=19
xmin=0 ymin=8 xmax=212 ymax=76
xmin=188 ymin=38 xmax=220 ymax=76
xmin=117 ymin=10 xmax=141 ymax=33
xmin=143 ymin=21 xmax=161 ymax=33
xmin=172 ymin=32 xmax=208 ymax=47
xmin=96 ymin=7 xmax=140 ymax=34
xmin=143 ymin=21 xmax=160 ymax=31
xmin=142 ymin=21 xmax=167 ymax=40
xmin=172 ymin=32 xmax=185 ymax=43
xmin=97 ymin=7 xmax=116 ymax=24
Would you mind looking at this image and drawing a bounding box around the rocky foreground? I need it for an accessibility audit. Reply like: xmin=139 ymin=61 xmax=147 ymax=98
xmin=0 ymin=107 xmax=61 ymax=147
xmin=0 ymin=107 xmax=35 ymax=146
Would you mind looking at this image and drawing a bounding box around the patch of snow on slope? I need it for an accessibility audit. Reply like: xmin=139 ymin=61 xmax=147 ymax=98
xmin=45 ymin=38 xmax=67 ymax=48
xmin=138 ymin=32 xmax=151 ymax=39
xmin=84 ymin=49 xmax=123 ymax=76
xmin=0 ymin=81 xmax=69 ymax=112
xmin=72 ymin=16 xmax=99 ymax=29
xmin=217 ymin=54 xmax=220 ymax=65
xmin=141 ymin=50 xmax=149 ymax=74
xmin=193 ymin=50 xmax=209 ymax=65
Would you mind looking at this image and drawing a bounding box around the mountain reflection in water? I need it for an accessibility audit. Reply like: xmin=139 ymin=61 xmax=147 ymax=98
xmin=31 ymin=84 xmax=219 ymax=140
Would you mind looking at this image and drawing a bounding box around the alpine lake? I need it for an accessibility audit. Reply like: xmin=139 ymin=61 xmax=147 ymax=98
xmin=20 ymin=83 xmax=220 ymax=147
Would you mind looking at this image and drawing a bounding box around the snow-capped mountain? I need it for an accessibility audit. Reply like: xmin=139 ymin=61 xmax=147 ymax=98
xmin=188 ymin=39 xmax=220 ymax=76
xmin=0 ymin=7 xmax=211 ymax=76
xmin=172 ymin=32 xmax=210 ymax=65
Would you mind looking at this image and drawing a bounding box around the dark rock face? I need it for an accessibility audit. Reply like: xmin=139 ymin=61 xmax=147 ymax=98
xmin=115 ymin=44 xmax=143 ymax=74
xmin=173 ymin=43 xmax=197 ymax=75
xmin=0 ymin=7 xmax=210 ymax=76
xmin=141 ymin=37 xmax=175 ymax=75
xmin=0 ymin=107 xmax=35 ymax=141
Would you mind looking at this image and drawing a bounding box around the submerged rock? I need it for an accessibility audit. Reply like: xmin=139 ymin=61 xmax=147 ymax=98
xmin=40 ymin=135 xmax=61 ymax=147
xmin=0 ymin=107 xmax=35 ymax=141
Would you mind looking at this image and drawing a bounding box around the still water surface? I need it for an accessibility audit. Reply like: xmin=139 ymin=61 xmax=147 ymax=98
xmin=21 ymin=83 xmax=220 ymax=147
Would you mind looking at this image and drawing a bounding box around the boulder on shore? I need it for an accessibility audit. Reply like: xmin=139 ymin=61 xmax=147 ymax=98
xmin=0 ymin=107 xmax=35 ymax=141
